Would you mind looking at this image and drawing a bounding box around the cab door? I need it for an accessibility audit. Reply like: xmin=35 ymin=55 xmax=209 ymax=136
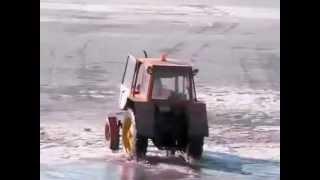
xmin=119 ymin=55 xmax=137 ymax=109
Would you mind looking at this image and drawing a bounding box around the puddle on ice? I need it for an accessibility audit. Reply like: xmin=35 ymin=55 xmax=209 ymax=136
xmin=40 ymin=159 xmax=192 ymax=180
xmin=40 ymin=150 xmax=279 ymax=180
xmin=241 ymin=163 xmax=280 ymax=179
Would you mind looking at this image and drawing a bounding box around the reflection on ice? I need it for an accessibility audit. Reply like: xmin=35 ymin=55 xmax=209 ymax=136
xmin=40 ymin=150 xmax=279 ymax=180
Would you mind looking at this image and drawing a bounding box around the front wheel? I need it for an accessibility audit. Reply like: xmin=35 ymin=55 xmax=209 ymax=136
xmin=122 ymin=108 xmax=148 ymax=160
xmin=105 ymin=117 xmax=120 ymax=151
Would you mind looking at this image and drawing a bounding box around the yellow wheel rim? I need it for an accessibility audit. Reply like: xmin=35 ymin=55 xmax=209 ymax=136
xmin=122 ymin=116 xmax=136 ymax=156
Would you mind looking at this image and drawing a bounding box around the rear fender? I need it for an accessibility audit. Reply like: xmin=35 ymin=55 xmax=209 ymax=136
xmin=186 ymin=101 xmax=209 ymax=137
xmin=133 ymin=102 xmax=155 ymax=137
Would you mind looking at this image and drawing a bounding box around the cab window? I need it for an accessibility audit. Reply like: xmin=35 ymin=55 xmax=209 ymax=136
xmin=122 ymin=56 xmax=137 ymax=88
xmin=134 ymin=64 xmax=149 ymax=96
xmin=152 ymin=70 xmax=191 ymax=100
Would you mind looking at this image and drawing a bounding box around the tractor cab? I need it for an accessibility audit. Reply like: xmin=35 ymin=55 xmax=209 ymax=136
xmin=119 ymin=54 xmax=198 ymax=109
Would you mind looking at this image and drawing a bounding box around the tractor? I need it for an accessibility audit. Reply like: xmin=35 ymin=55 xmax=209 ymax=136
xmin=105 ymin=51 xmax=208 ymax=163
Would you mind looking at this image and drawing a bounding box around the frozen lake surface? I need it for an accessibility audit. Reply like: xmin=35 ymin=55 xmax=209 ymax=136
xmin=40 ymin=0 xmax=280 ymax=179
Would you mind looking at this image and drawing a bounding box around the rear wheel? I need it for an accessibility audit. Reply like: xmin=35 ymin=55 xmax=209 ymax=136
xmin=186 ymin=136 xmax=204 ymax=163
xmin=122 ymin=109 xmax=148 ymax=160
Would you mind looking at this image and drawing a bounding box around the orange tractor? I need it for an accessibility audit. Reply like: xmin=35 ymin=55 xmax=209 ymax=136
xmin=105 ymin=51 xmax=208 ymax=163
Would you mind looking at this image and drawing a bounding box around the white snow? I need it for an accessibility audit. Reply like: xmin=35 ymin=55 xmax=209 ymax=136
xmin=216 ymin=6 xmax=279 ymax=20
xmin=197 ymin=86 xmax=279 ymax=113
xmin=40 ymin=2 xmax=279 ymax=24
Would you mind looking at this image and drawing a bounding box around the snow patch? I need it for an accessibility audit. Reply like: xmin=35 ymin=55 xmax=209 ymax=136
xmin=198 ymin=87 xmax=279 ymax=112
xmin=217 ymin=6 xmax=279 ymax=20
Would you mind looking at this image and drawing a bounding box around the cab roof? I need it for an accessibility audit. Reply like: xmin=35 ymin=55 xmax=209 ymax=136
xmin=137 ymin=58 xmax=192 ymax=68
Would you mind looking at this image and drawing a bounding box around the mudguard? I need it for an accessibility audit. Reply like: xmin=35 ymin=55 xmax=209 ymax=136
xmin=186 ymin=101 xmax=209 ymax=137
xmin=134 ymin=102 xmax=155 ymax=137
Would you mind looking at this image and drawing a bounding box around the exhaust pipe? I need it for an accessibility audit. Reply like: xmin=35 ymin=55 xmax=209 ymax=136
xmin=143 ymin=50 xmax=148 ymax=58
